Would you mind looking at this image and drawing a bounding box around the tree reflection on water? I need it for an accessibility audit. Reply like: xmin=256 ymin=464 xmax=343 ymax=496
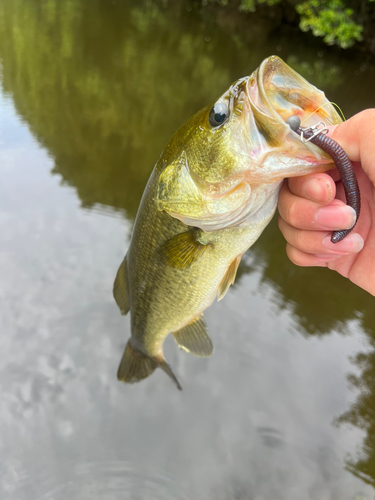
xmin=0 ymin=0 xmax=374 ymax=488
xmin=334 ymin=343 xmax=375 ymax=487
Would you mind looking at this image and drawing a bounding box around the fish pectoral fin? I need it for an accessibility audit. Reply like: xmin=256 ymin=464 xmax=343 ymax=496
xmin=217 ymin=255 xmax=242 ymax=302
xmin=113 ymin=256 xmax=130 ymax=315
xmin=156 ymin=230 xmax=210 ymax=269
xmin=173 ymin=315 xmax=214 ymax=357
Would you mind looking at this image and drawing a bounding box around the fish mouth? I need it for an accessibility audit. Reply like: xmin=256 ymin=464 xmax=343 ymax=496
xmin=158 ymin=56 xmax=343 ymax=232
xmin=249 ymin=55 xmax=342 ymax=134
xmin=243 ymin=55 xmax=342 ymax=182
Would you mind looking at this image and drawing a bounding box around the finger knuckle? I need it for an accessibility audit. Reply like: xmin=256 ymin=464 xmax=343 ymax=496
xmin=292 ymin=229 xmax=308 ymax=251
xmin=286 ymin=244 xmax=303 ymax=266
xmin=277 ymin=215 xmax=286 ymax=233
xmin=287 ymin=199 xmax=303 ymax=227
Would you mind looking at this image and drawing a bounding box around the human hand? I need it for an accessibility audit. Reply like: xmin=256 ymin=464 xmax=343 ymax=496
xmin=278 ymin=109 xmax=375 ymax=296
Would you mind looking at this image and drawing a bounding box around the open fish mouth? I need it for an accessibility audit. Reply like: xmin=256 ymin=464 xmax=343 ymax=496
xmin=242 ymin=56 xmax=342 ymax=183
xmin=157 ymin=56 xmax=343 ymax=232
xmin=248 ymin=56 xmax=341 ymax=141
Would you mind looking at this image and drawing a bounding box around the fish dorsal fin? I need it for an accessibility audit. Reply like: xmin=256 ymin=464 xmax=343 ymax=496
xmin=157 ymin=230 xmax=210 ymax=269
xmin=173 ymin=315 xmax=214 ymax=357
xmin=217 ymin=255 xmax=242 ymax=302
xmin=113 ymin=256 xmax=130 ymax=315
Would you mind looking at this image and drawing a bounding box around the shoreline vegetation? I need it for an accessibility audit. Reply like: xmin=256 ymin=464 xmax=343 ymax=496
xmin=200 ymin=0 xmax=375 ymax=54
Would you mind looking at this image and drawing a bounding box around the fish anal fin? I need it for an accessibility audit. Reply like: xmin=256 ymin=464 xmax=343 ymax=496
xmin=156 ymin=231 xmax=210 ymax=269
xmin=173 ymin=315 xmax=214 ymax=357
xmin=113 ymin=256 xmax=130 ymax=315
xmin=217 ymin=255 xmax=242 ymax=302
xmin=158 ymin=358 xmax=183 ymax=390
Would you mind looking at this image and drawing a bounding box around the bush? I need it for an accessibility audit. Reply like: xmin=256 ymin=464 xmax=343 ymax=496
xmin=205 ymin=0 xmax=375 ymax=49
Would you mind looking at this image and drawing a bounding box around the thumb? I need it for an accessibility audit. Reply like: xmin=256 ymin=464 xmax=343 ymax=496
xmin=327 ymin=109 xmax=375 ymax=186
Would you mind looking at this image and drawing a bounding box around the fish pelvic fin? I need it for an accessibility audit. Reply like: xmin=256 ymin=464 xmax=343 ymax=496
xmin=117 ymin=341 xmax=157 ymax=384
xmin=173 ymin=315 xmax=214 ymax=357
xmin=217 ymin=255 xmax=242 ymax=301
xmin=113 ymin=256 xmax=130 ymax=315
xmin=117 ymin=341 xmax=182 ymax=390
xmin=156 ymin=230 xmax=210 ymax=269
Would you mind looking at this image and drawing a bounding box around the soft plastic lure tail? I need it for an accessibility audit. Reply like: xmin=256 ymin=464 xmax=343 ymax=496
xmin=286 ymin=115 xmax=361 ymax=243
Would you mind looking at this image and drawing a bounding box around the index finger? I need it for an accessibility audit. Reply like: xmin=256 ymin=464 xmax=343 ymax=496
xmin=288 ymin=172 xmax=336 ymax=204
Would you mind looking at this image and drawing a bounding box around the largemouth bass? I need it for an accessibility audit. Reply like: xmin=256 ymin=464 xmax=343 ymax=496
xmin=113 ymin=56 xmax=341 ymax=389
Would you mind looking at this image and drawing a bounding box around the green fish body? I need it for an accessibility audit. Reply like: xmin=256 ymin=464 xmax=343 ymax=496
xmin=114 ymin=56 xmax=341 ymax=389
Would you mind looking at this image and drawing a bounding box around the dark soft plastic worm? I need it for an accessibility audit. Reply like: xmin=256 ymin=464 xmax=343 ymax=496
xmin=298 ymin=128 xmax=361 ymax=243
xmin=285 ymin=116 xmax=361 ymax=243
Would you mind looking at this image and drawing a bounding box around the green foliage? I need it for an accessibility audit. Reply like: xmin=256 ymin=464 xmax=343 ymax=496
xmin=206 ymin=0 xmax=373 ymax=49
xmin=238 ymin=0 xmax=257 ymax=12
xmin=296 ymin=0 xmax=363 ymax=48
xmin=239 ymin=0 xmax=281 ymax=13
xmin=207 ymin=0 xmax=282 ymax=12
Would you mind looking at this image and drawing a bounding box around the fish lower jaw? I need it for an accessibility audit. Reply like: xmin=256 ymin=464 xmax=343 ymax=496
xmin=253 ymin=154 xmax=334 ymax=183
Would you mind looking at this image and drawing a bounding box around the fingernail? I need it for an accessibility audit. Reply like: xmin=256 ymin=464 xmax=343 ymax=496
xmin=316 ymin=205 xmax=357 ymax=229
xmin=323 ymin=233 xmax=364 ymax=253
xmin=303 ymin=178 xmax=331 ymax=202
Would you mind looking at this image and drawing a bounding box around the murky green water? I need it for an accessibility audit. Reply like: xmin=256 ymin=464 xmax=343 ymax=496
xmin=0 ymin=0 xmax=374 ymax=498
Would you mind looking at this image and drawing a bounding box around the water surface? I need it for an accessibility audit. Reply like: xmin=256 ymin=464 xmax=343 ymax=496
xmin=0 ymin=1 xmax=374 ymax=498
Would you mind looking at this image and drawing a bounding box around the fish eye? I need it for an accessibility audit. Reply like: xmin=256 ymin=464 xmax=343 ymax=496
xmin=209 ymin=102 xmax=229 ymax=128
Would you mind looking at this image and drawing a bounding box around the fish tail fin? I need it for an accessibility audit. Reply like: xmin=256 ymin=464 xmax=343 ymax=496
xmin=117 ymin=341 xmax=182 ymax=390
xmin=117 ymin=341 xmax=157 ymax=384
